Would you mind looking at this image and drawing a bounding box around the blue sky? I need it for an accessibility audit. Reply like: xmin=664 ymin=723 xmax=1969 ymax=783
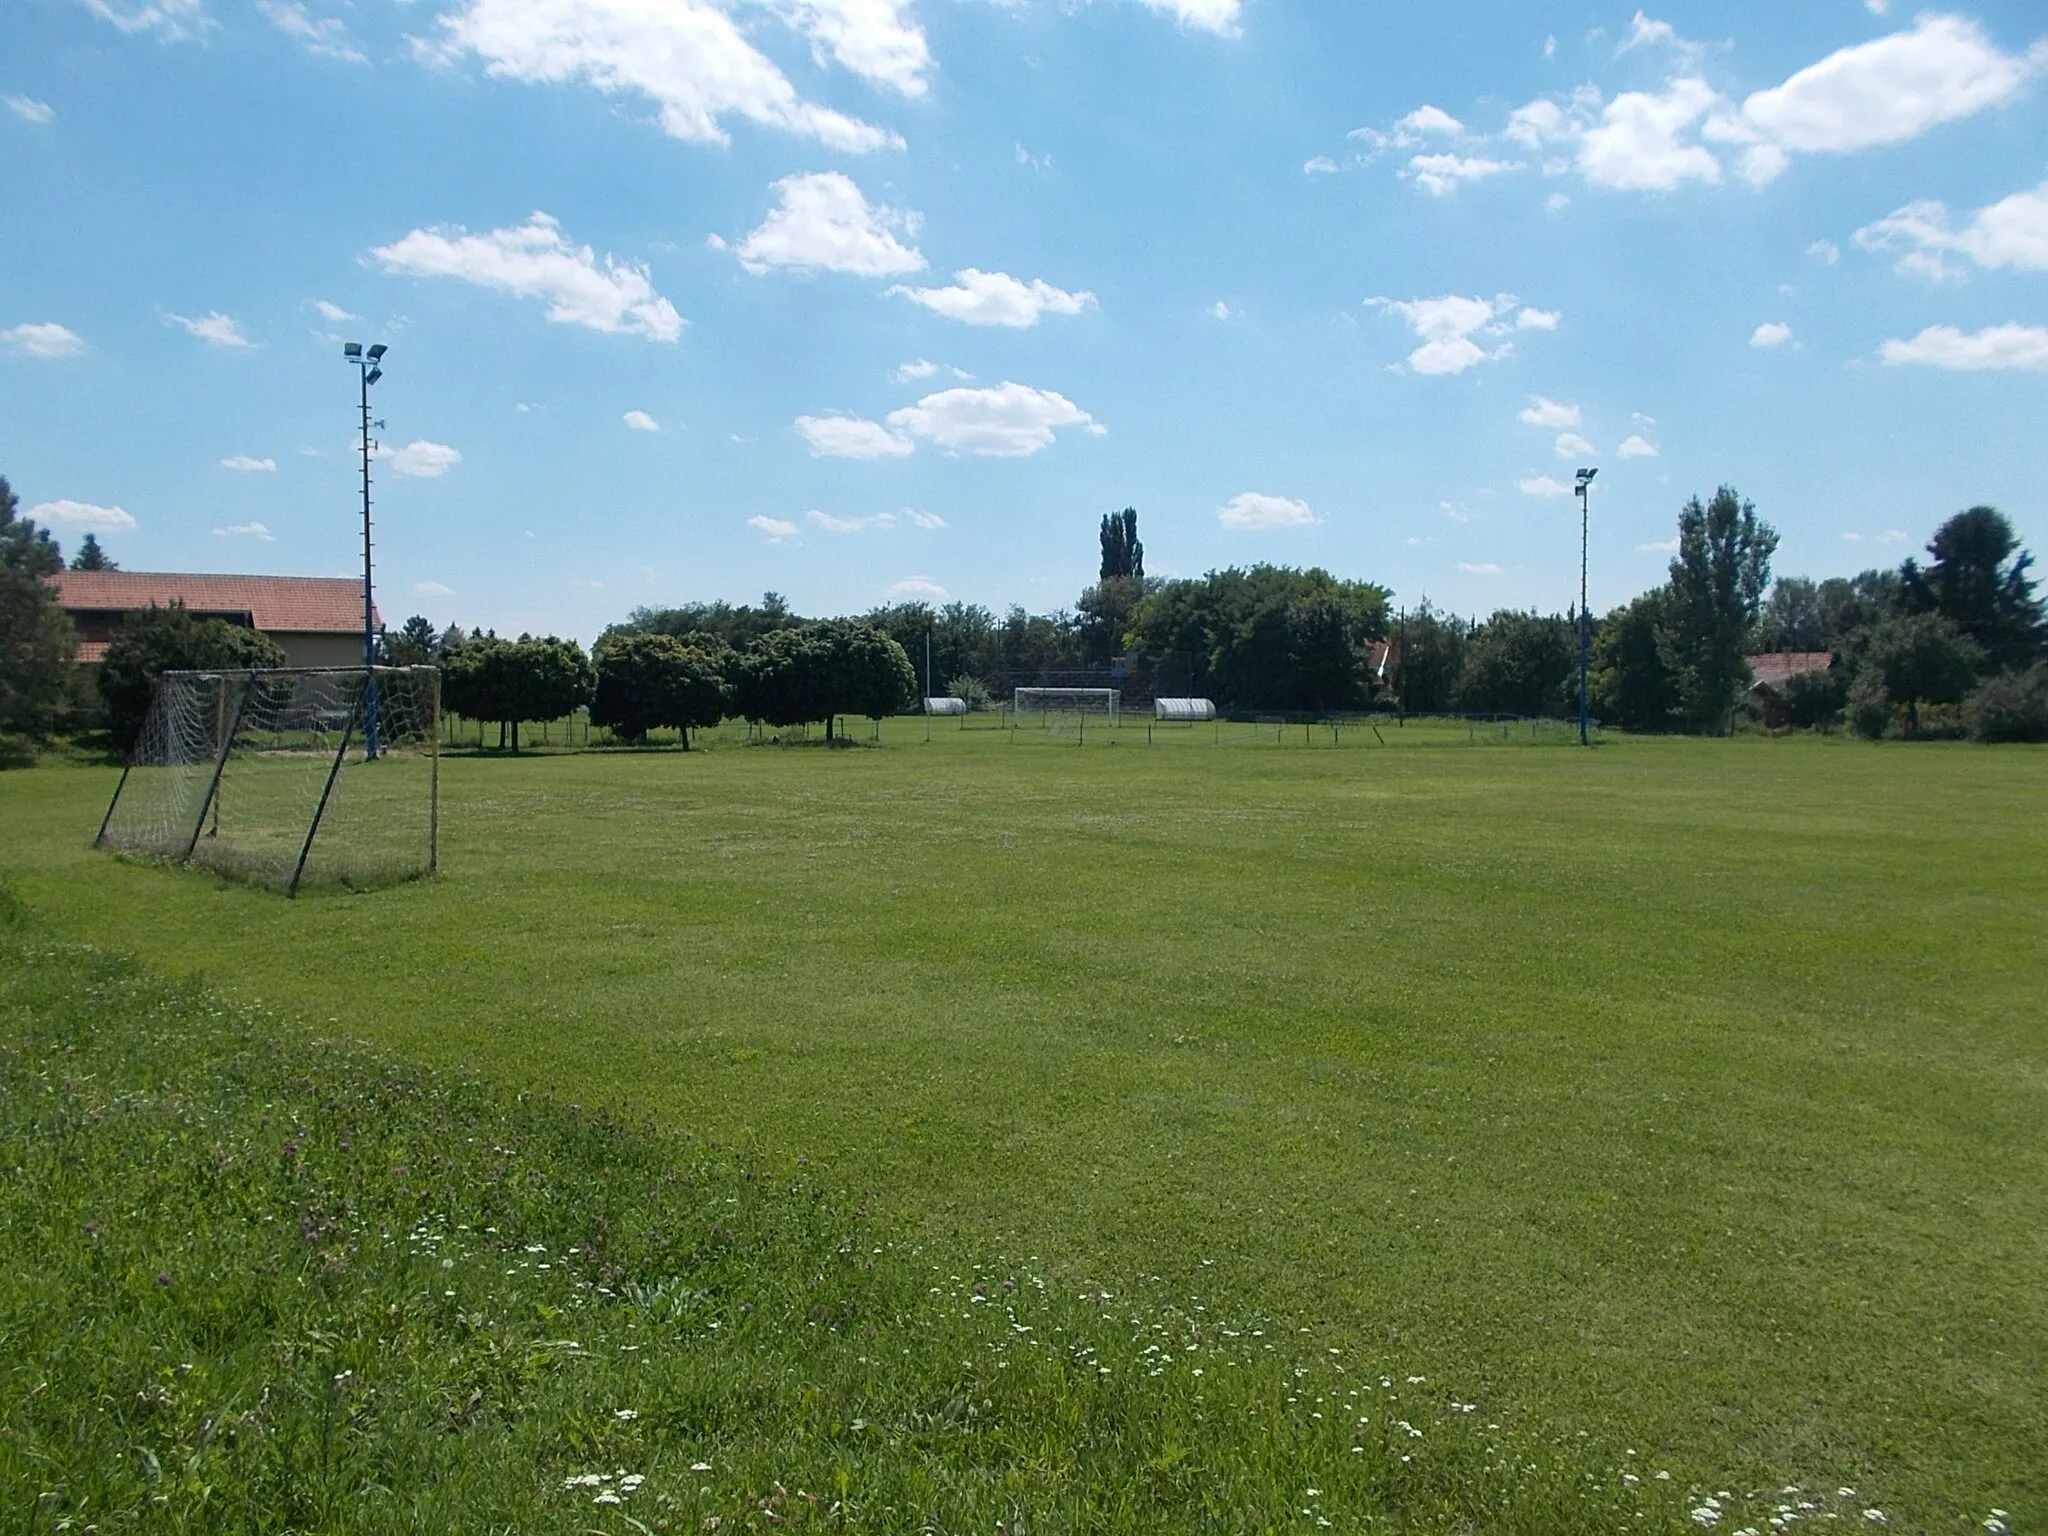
xmin=4 ymin=0 xmax=2045 ymax=640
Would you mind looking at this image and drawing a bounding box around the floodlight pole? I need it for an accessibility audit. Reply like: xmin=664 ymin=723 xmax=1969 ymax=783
xmin=345 ymin=342 xmax=389 ymax=758
xmin=1574 ymin=467 xmax=1598 ymax=747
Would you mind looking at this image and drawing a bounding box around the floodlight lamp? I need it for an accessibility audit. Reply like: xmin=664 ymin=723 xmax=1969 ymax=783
xmin=366 ymin=343 xmax=387 ymax=361
xmin=1576 ymin=467 xmax=1598 ymax=486
xmin=343 ymin=342 xmax=363 ymax=359
xmin=364 ymin=367 xmax=382 ymax=386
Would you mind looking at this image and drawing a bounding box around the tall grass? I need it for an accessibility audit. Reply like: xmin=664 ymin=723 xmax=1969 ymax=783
xmin=0 ymin=891 xmax=1747 ymax=1533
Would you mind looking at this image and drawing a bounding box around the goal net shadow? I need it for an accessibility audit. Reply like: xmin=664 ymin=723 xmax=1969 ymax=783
xmin=96 ymin=666 xmax=440 ymax=896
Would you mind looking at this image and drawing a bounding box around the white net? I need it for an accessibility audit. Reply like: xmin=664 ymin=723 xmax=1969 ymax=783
xmin=97 ymin=666 xmax=440 ymax=895
xmin=1014 ymin=688 xmax=1120 ymax=736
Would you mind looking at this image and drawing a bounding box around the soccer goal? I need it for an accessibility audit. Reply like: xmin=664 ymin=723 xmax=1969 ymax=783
xmin=1014 ymin=687 xmax=1120 ymax=733
xmin=96 ymin=666 xmax=440 ymax=896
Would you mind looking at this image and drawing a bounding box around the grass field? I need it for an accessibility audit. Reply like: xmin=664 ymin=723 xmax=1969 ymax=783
xmin=3 ymin=726 xmax=2044 ymax=1530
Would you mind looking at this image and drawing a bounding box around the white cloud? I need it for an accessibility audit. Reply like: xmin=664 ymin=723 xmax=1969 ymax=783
xmin=894 ymin=358 xmax=938 ymax=381
xmin=1 ymin=322 xmax=86 ymax=358
xmin=902 ymin=508 xmax=945 ymax=529
xmin=1617 ymin=11 xmax=1674 ymax=54
xmin=1807 ymin=239 xmax=1841 ymax=265
xmin=1217 ymin=492 xmax=1315 ymax=530
xmin=623 ymin=409 xmax=660 ymax=431
xmin=165 ymin=311 xmax=256 ymax=348
xmin=1751 ymin=321 xmax=1794 ymax=348
xmin=887 ymin=575 xmax=948 ymax=601
xmin=1516 ymin=307 xmax=1560 ymax=330
xmin=1554 ymin=432 xmax=1596 ymax=459
xmin=775 ymin=0 xmax=930 ymax=96
xmin=431 ymin=0 xmax=897 ymax=153
xmin=1457 ymin=561 xmax=1504 ymax=575
xmin=414 ymin=580 xmax=456 ymax=596
xmin=1396 ymin=104 xmax=1463 ymax=136
xmin=1618 ymin=434 xmax=1660 ymax=457
xmin=1855 ymin=181 xmax=2048 ymax=278
xmin=310 ymin=298 xmax=357 ymax=321
xmin=727 ymin=172 xmax=923 ymax=276
xmin=381 ymin=439 xmax=462 ymax=476
xmin=258 ymin=0 xmax=366 ymax=61
xmin=31 ymin=499 xmax=136 ymax=531
xmin=1880 ymin=323 xmax=2048 ymax=371
xmin=1636 ymin=537 xmax=1679 ymax=553
xmin=1405 ymin=152 xmax=1519 ymax=197
xmin=1351 ymin=101 xmax=1469 ymax=156
xmin=889 ymin=268 xmax=1094 ymax=327
xmin=1578 ymin=77 xmax=1723 ymax=190
xmin=1370 ymin=294 xmax=1536 ymax=374
xmin=212 ymin=521 xmax=275 ymax=540
xmin=794 ymin=413 xmax=913 ymax=458
xmin=1210 ymin=300 xmax=1230 ymax=320
xmin=1517 ymin=475 xmax=1572 ymax=498
xmin=747 ymin=514 xmax=798 ymax=542
xmin=1519 ymin=396 xmax=1580 ymax=428
xmin=1133 ymin=0 xmax=1241 ymax=38
xmin=1740 ymin=15 xmax=2039 ymax=160
xmin=371 ymin=212 xmax=682 ymax=340
xmin=1303 ymin=155 xmax=1338 ymax=175
xmin=1544 ymin=35 xmax=1556 ymax=60
xmin=220 ymin=454 xmax=277 ymax=472
xmin=885 ymin=382 xmax=1103 ymax=457
xmin=1438 ymin=501 xmax=1473 ymax=523
xmin=80 ymin=0 xmax=207 ymax=40
xmin=807 ymin=509 xmax=896 ymax=533
xmin=4 ymin=95 xmax=55 ymax=124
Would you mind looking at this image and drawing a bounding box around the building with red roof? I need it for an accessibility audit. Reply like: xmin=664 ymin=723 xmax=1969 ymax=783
xmin=45 ymin=570 xmax=378 ymax=669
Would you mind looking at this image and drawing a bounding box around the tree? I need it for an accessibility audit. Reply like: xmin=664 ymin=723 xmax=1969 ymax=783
xmin=592 ymin=632 xmax=729 ymax=746
xmin=1657 ymin=486 xmax=1779 ymax=731
xmin=621 ymin=592 xmax=800 ymax=652
xmin=730 ymin=622 xmax=914 ymax=741
xmin=1125 ymin=565 xmax=1389 ymax=711
xmin=0 ymin=477 xmax=63 ymax=578
xmin=442 ymin=634 xmax=592 ymax=751
xmin=1393 ymin=601 xmax=1468 ymax=714
xmin=1901 ymin=507 xmax=2045 ymax=672
xmin=1752 ymin=577 xmax=1831 ymax=653
xmin=1099 ymin=507 xmax=1143 ymax=581
xmin=379 ymin=615 xmax=440 ymax=666
xmin=1075 ymin=576 xmax=1151 ymax=666
xmin=1454 ymin=611 xmax=1575 ymax=716
xmin=97 ymin=605 xmax=287 ymax=752
xmin=1853 ymin=611 xmax=1983 ymax=736
xmin=68 ymin=533 xmax=117 ymax=572
xmin=1590 ymin=590 xmax=1677 ymax=731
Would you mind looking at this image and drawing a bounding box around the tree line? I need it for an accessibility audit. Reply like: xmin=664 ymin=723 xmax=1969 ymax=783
xmin=4 ymin=471 xmax=2045 ymax=762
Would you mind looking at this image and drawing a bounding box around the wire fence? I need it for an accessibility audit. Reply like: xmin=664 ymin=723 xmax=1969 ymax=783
xmin=436 ymin=708 xmax=1600 ymax=754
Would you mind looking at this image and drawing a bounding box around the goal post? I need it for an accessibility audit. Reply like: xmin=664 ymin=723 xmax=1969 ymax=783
xmin=97 ymin=665 xmax=440 ymax=896
xmin=1013 ymin=687 xmax=1120 ymax=728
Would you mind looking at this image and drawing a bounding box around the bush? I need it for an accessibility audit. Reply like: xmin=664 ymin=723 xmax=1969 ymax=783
xmin=1780 ymin=666 xmax=1848 ymax=729
xmin=1846 ymin=667 xmax=1891 ymax=740
xmin=1965 ymin=664 xmax=2048 ymax=743
xmin=946 ymin=674 xmax=992 ymax=711
xmin=0 ymin=732 xmax=38 ymax=770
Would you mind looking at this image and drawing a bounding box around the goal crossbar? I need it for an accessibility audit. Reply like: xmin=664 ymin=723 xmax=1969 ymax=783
xmin=1013 ymin=687 xmax=1120 ymax=726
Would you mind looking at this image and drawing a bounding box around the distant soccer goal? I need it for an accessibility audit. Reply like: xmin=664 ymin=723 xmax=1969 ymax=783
xmin=1014 ymin=687 xmax=1120 ymax=730
xmin=96 ymin=666 xmax=440 ymax=896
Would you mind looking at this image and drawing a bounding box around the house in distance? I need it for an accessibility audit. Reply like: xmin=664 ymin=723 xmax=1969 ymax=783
xmin=45 ymin=571 xmax=378 ymax=670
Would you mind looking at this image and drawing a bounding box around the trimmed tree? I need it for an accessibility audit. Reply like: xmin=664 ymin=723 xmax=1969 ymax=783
xmin=98 ymin=605 xmax=287 ymax=752
xmin=1852 ymin=612 xmax=1984 ymax=737
xmin=592 ymin=632 xmax=729 ymax=747
xmin=443 ymin=634 xmax=592 ymax=752
xmin=730 ymin=622 xmax=913 ymax=742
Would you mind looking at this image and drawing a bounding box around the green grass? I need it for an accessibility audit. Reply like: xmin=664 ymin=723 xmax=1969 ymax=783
xmin=2 ymin=726 xmax=2043 ymax=1531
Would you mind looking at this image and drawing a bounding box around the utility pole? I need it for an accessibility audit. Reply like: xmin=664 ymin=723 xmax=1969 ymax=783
xmin=1574 ymin=466 xmax=1598 ymax=746
xmin=344 ymin=342 xmax=388 ymax=758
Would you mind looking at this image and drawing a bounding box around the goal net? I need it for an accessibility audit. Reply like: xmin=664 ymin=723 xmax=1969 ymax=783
xmin=96 ymin=666 xmax=440 ymax=895
xmin=1013 ymin=687 xmax=1120 ymax=731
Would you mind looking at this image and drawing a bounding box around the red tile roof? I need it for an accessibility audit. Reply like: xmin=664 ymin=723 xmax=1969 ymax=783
xmin=1747 ymin=651 xmax=1834 ymax=691
xmin=46 ymin=571 xmax=378 ymax=635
